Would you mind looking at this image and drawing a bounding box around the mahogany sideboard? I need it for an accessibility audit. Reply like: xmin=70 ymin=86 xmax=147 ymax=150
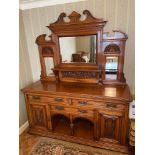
xmin=22 ymin=81 xmax=132 ymax=153
xmin=22 ymin=10 xmax=133 ymax=153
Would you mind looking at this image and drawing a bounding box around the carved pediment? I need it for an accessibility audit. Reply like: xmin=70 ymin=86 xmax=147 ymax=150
xmin=48 ymin=10 xmax=107 ymax=27
xmin=68 ymin=11 xmax=81 ymax=23
xmin=103 ymin=30 xmax=128 ymax=41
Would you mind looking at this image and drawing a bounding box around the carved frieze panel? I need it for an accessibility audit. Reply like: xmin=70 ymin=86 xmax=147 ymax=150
xmin=61 ymin=71 xmax=97 ymax=79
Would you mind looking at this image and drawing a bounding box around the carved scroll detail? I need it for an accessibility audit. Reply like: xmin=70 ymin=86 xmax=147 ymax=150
xmin=48 ymin=10 xmax=107 ymax=26
xmin=54 ymin=12 xmax=67 ymax=24
xmin=36 ymin=34 xmax=55 ymax=45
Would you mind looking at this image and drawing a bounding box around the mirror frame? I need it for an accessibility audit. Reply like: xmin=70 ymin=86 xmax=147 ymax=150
xmin=59 ymin=35 xmax=97 ymax=64
xmin=47 ymin=10 xmax=107 ymax=71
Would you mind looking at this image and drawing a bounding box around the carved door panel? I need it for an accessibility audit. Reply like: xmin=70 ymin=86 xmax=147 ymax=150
xmin=99 ymin=111 xmax=124 ymax=144
xmin=29 ymin=104 xmax=48 ymax=130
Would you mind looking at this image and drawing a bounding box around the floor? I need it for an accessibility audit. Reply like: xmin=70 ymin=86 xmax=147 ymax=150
xmin=19 ymin=130 xmax=135 ymax=155
xmin=19 ymin=130 xmax=40 ymax=155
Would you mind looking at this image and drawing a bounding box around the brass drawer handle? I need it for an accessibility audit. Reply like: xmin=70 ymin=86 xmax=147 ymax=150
xmin=79 ymin=109 xmax=87 ymax=113
xmin=55 ymin=106 xmax=64 ymax=110
xmin=55 ymin=98 xmax=64 ymax=102
xmin=106 ymin=103 xmax=117 ymax=108
xmin=32 ymin=96 xmax=40 ymax=100
xmin=79 ymin=101 xmax=87 ymax=105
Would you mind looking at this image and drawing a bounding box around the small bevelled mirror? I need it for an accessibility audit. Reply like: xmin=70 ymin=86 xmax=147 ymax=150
xmin=59 ymin=35 xmax=96 ymax=63
xmin=44 ymin=57 xmax=54 ymax=76
xmin=105 ymin=57 xmax=118 ymax=80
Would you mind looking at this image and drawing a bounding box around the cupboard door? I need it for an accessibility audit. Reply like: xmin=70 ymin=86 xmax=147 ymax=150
xmin=29 ymin=104 xmax=48 ymax=130
xmin=100 ymin=111 xmax=124 ymax=144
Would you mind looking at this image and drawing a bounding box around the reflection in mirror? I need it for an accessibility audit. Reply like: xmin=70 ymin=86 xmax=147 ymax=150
xmin=45 ymin=57 xmax=54 ymax=76
xmin=59 ymin=35 xmax=96 ymax=63
xmin=105 ymin=57 xmax=118 ymax=80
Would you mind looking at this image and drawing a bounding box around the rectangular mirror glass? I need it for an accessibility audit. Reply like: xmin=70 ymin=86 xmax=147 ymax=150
xmin=59 ymin=35 xmax=96 ymax=63
xmin=45 ymin=57 xmax=54 ymax=76
xmin=105 ymin=57 xmax=118 ymax=80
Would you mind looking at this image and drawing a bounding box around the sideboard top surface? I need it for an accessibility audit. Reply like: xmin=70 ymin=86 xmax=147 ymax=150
xmin=22 ymin=80 xmax=132 ymax=103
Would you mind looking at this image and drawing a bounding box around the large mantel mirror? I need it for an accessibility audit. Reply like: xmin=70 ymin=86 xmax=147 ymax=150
xmin=59 ymin=35 xmax=96 ymax=64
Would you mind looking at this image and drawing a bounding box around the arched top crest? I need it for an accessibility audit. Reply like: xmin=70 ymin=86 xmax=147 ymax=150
xmin=47 ymin=10 xmax=107 ymax=32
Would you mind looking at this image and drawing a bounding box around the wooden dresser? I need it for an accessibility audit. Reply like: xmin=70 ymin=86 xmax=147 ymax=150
xmin=22 ymin=81 xmax=132 ymax=153
xmin=22 ymin=10 xmax=133 ymax=153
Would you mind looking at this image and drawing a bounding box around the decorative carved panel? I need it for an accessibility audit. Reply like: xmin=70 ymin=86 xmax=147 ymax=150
xmin=61 ymin=71 xmax=97 ymax=79
xmin=104 ymin=44 xmax=121 ymax=54
xmin=103 ymin=115 xmax=116 ymax=138
xmin=30 ymin=104 xmax=47 ymax=129
xmin=100 ymin=113 xmax=122 ymax=143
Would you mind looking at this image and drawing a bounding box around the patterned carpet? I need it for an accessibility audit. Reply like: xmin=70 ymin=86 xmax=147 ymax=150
xmin=29 ymin=137 xmax=126 ymax=155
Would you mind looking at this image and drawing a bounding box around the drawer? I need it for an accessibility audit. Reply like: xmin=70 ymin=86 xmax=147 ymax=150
xmin=75 ymin=108 xmax=94 ymax=117
xmin=71 ymin=99 xmax=125 ymax=110
xmin=50 ymin=105 xmax=94 ymax=117
xmin=28 ymin=95 xmax=68 ymax=104
xmin=102 ymin=102 xmax=125 ymax=110
xmin=50 ymin=105 xmax=70 ymax=113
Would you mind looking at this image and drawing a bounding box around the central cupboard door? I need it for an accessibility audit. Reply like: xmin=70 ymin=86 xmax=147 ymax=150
xmin=99 ymin=110 xmax=124 ymax=144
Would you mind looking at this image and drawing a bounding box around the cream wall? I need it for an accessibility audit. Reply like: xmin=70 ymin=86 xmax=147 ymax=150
xmin=19 ymin=10 xmax=33 ymax=127
xmin=20 ymin=0 xmax=135 ymax=126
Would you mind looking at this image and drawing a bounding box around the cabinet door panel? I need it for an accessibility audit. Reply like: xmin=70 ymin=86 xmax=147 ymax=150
xmin=29 ymin=104 xmax=48 ymax=130
xmin=100 ymin=111 xmax=123 ymax=144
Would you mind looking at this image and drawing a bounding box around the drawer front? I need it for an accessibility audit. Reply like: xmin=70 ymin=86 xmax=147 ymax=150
xmin=50 ymin=105 xmax=71 ymax=113
xmin=102 ymin=102 xmax=125 ymax=111
xmin=50 ymin=105 xmax=94 ymax=118
xmin=72 ymin=99 xmax=101 ymax=107
xmin=28 ymin=95 xmax=69 ymax=105
xmin=71 ymin=99 xmax=125 ymax=111
xmin=75 ymin=108 xmax=94 ymax=117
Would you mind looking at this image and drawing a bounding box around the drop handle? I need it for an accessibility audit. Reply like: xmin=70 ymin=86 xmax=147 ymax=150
xmin=55 ymin=98 xmax=64 ymax=102
xmin=79 ymin=109 xmax=87 ymax=113
xmin=106 ymin=103 xmax=117 ymax=108
xmin=79 ymin=101 xmax=87 ymax=105
xmin=55 ymin=106 xmax=64 ymax=110
xmin=32 ymin=96 xmax=40 ymax=100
